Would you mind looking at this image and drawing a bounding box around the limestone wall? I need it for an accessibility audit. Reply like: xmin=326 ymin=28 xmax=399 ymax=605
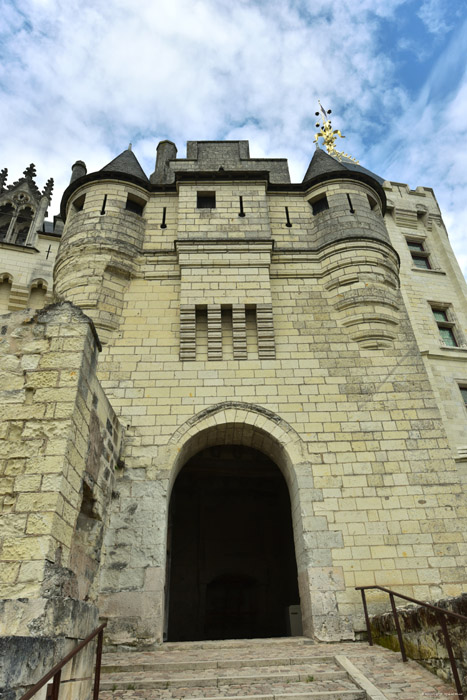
xmin=17 ymin=140 xmax=467 ymax=650
xmin=82 ymin=174 xmax=467 ymax=646
xmin=0 ymin=233 xmax=60 ymax=314
xmin=383 ymin=184 xmax=467 ymax=487
xmin=0 ymin=302 xmax=123 ymax=699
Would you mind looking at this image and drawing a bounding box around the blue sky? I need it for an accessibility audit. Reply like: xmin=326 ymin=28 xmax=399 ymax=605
xmin=1 ymin=0 xmax=466 ymax=275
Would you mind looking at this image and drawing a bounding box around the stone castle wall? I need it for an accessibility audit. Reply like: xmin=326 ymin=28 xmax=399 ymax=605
xmin=0 ymin=233 xmax=60 ymax=314
xmin=0 ymin=303 xmax=123 ymax=698
xmin=51 ymin=143 xmax=467 ymax=647
xmin=2 ymin=140 xmax=467 ymax=659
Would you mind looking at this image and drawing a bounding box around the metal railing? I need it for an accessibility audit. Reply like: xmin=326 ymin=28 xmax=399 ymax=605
xmin=357 ymin=585 xmax=467 ymax=700
xmin=19 ymin=622 xmax=106 ymax=700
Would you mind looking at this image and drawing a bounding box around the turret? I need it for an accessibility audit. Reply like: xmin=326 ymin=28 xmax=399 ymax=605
xmin=54 ymin=147 xmax=149 ymax=343
xmin=70 ymin=160 xmax=87 ymax=184
xmin=305 ymin=108 xmax=401 ymax=349
xmin=150 ymin=140 xmax=177 ymax=184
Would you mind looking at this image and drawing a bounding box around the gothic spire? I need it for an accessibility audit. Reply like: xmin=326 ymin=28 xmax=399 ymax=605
xmin=23 ymin=163 xmax=37 ymax=179
xmin=0 ymin=168 xmax=7 ymax=190
xmin=42 ymin=177 xmax=54 ymax=200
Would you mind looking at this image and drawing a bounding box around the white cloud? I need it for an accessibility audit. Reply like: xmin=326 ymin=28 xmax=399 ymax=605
xmin=0 ymin=0 xmax=465 ymax=278
xmin=418 ymin=0 xmax=453 ymax=34
xmin=368 ymin=13 xmax=467 ymax=278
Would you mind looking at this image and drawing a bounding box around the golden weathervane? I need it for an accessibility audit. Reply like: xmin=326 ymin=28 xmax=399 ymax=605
xmin=313 ymin=102 xmax=359 ymax=164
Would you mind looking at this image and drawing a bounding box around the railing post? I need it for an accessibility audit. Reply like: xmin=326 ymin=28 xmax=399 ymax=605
xmin=360 ymin=588 xmax=373 ymax=646
xmin=50 ymin=670 xmax=61 ymax=700
xmin=389 ymin=592 xmax=407 ymax=662
xmin=436 ymin=611 xmax=465 ymax=700
xmin=93 ymin=627 xmax=104 ymax=700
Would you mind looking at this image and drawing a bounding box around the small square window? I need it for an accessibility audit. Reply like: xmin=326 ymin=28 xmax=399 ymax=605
xmin=407 ymin=241 xmax=424 ymax=251
xmin=309 ymin=194 xmax=329 ymax=216
xmin=439 ymin=327 xmax=457 ymax=346
xmin=412 ymin=256 xmax=431 ymax=269
xmin=73 ymin=194 xmax=85 ymax=212
xmin=125 ymin=193 xmax=146 ymax=216
xmin=197 ymin=192 xmax=216 ymax=209
xmin=433 ymin=309 xmax=448 ymax=323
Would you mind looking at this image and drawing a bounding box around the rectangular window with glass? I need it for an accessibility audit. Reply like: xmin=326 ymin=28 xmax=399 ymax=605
xmin=459 ymin=386 xmax=467 ymax=408
xmin=432 ymin=307 xmax=458 ymax=347
xmin=407 ymin=239 xmax=431 ymax=269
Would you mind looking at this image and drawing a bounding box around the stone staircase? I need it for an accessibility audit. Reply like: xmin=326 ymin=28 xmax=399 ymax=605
xmin=99 ymin=637 xmax=456 ymax=700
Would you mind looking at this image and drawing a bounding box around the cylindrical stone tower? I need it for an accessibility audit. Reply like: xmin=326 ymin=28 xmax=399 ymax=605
xmin=54 ymin=149 xmax=150 ymax=343
xmin=303 ymin=148 xmax=401 ymax=349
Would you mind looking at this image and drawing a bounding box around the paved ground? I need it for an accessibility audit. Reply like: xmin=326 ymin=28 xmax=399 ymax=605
xmin=99 ymin=637 xmax=459 ymax=700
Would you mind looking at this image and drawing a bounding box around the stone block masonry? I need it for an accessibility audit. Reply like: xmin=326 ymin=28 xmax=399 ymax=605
xmin=369 ymin=593 xmax=467 ymax=692
xmin=3 ymin=138 xmax=467 ymax=658
xmin=0 ymin=302 xmax=123 ymax=699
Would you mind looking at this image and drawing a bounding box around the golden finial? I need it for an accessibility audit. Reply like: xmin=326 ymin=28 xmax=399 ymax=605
xmin=313 ymin=101 xmax=359 ymax=164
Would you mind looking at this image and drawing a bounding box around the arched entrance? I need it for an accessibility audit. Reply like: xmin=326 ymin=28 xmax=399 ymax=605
xmin=166 ymin=444 xmax=300 ymax=641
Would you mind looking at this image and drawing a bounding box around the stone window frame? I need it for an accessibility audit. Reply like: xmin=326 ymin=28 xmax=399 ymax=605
xmin=125 ymin=193 xmax=146 ymax=216
xmin=406 ymin=236 xmax=431 ymax=269
xmin=0 ymin=199 xmax=36 ymax=246
xmin=0 ymin=272 xmax=13 ymax=311
xmin=367 ymin=194 xmax=382 ymax=215
xmin=458 ymin=384 xmax=467 ymax=410
xmin=405 ymin=235 xmax=441 ymax=272
xmin=72 ymin=193 xmax=86 ymax=213
xmin=429 ymin=302 xmax=465 ymax=348
xmin=308 ymin=192 xmax=329 ymax=216
xmin=196 ymin=191 xmax=216 ymax=209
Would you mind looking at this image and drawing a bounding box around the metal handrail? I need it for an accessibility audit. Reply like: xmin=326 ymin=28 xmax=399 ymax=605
xmin=19 ymin=622 xmax=106 ymax=700
xmin=356 ymin=585 xmax=467 ymax=700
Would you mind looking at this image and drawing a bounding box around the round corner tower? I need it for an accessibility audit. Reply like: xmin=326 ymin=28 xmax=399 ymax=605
xmin=302 ymin=148 xmax=401 ymax=349
xmin=54 ymin=149 xmax=150 ymax=343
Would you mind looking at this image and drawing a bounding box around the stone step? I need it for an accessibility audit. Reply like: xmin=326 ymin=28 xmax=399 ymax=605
xmin=100 ymin=670 xmax=352 ymax=689
xmin=99 ymin=641 xmax=369 ymax=699
xmin=101 ymin=656 xmax=336 ymax=674
xmin=99 ymin=638 xmax=459 ymax=700
xmin=158 ymin=638 xmax=316 ymax=652
xmin=99 ymin=685 xmax=365 ymax=699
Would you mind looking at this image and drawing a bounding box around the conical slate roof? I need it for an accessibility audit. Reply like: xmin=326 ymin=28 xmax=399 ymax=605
xmin=303 ymin=147 xmax=384 ymax=185
xmin=100 ymin=148 xmax=149 ymax=183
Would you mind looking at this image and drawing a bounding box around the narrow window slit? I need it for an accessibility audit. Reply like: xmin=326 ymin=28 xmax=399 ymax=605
xmin=285 ymin=206 xmax=292 ymax=227
xmin=239 ymin=196 xmax=245 ymax=217
xmin=347 ymin=194 xmax=355 ymax=214
xmin=161 ymin=207 xmax=167 ymax=229
xmin=100 ymin=195 xmax=107 ymax=216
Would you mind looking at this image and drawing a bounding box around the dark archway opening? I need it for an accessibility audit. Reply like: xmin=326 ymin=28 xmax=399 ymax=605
xmin=166 ymin=445 xmax=300 ymax=641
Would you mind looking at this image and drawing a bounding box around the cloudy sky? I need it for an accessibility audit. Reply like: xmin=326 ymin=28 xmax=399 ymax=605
xmin=1 ymin=0 xmax=466 ymax=275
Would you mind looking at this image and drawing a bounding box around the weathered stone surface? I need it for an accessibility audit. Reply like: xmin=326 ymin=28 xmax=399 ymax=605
xmin=370 ymin=593 xmax=467 ymax=691
xmin=2 ymin=139 xmax=467 ymax=654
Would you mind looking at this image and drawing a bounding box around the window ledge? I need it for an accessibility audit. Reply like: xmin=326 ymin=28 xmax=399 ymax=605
xmin=410 ymin=266 xmax=445 ymax=275
xmin=0 ymin=241 xmax=39 ymax=253
xmin=421 ymin=346 xmax=467 ymax=360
